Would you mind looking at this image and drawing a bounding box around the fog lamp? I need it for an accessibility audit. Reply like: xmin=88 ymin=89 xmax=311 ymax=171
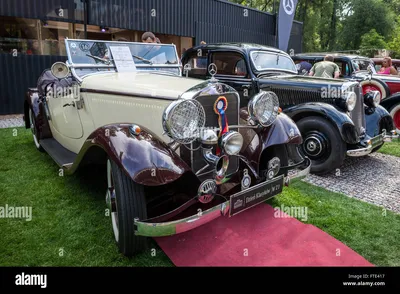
xmin=221 ymin=131 xmax=243 ymax=155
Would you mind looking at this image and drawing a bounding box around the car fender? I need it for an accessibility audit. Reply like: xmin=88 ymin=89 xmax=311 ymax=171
xmin=380 ymin=92 xmax=400 ymax=112
xmin=239 ymin=110 xmax=303 ymax=171
xmin=283 ymin=102 xmax=359 ymax=144
xmin=365 ymin=105 xmax=394 ymax=137
xmin=69 ymin=123 xmax=195 ymax=187
xmin=24 ymin=88 xmax=52 ymax=140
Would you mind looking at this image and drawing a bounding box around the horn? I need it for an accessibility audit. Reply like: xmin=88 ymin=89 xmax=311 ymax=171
xmin=202 ymin=148 xmax=229 ymax=183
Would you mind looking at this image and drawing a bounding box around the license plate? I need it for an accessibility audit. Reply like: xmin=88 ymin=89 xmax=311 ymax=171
xmin=229 ymin=175 xmax=284 ymax=217
xmin=371 ymin=134 xmax=384 ymax=147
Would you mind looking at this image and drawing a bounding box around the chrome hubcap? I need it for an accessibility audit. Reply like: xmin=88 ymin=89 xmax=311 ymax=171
xmin=303 ymin=133 xmax=328 ymax=159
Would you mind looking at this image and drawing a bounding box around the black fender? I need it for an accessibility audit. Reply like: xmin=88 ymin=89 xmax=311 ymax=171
xmin=68 ymin=123 xmax=197 ymax=187
xmin=380 ymin=92 xmax=400 ymax=113
xmin=24 ymin=88 xmax=52 ymax=140
xmin=283 ymin=102 xmax=359 ymax=144
xmin=365 ymin=105 xmax=394 ymax=137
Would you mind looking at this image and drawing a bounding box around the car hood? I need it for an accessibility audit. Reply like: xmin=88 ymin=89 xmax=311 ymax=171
xmin=80 ymin=72 xmax=204 ymax=100
xmin=257 ymin=74 xmax=359 ymax=91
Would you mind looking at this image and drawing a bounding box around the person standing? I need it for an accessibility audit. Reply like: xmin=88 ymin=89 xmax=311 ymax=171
xmin=141 ymin=32 xmax=157 ymax=43
xmin=309 ymin=55 xmax=340 ymax=79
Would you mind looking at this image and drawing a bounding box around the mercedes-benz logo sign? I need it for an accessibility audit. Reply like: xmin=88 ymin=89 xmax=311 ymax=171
xmin=283 ymin=0 xmax=295 ymax=15
xmin=208 ymin=63 xmax=217 ymax=76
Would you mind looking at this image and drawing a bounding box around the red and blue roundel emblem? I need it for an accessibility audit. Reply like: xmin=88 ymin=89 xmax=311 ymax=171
xmin=214 ymin=96 xmax=229 ymax=155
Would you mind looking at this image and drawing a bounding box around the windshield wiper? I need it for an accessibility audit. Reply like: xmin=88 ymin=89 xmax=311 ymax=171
xmin=131 ymin=54 xmax=153 ymax=64
xmin=86 ymin=54 xmax=112 ymax=65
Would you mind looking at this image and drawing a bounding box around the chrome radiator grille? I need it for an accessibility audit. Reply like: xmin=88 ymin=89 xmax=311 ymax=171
xmin=348 ymin=83 xmax=366 ymax=136
xmin=180 ymin=93 xmax=240 ymax=180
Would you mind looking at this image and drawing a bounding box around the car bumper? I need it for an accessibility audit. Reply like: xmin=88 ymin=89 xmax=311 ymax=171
xmin=347 ymin=130 xmax=399 ymax=157
xmin=134 ymin=157 xmax=311 ymax=237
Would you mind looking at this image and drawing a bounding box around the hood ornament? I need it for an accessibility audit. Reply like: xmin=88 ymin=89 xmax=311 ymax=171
xmin=183 ymin=63 xmax=191 ymax=78
xmin=208 ymin=63 xmax=218 ymax=81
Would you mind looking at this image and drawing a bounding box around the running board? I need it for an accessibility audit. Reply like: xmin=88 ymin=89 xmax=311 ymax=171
xmin=40 ymin=138 xmax=77 ymax=168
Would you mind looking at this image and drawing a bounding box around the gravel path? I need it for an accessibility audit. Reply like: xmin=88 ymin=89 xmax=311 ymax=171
xmin=1 ymin=115 xmax=399 ymax=214
xmin=303 ymin=153 xmax=400 ymax=214
xmin=0 ymin=115 xmax=24 ymax=129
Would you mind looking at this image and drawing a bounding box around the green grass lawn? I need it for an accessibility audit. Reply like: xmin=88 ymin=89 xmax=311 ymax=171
xmin=1 ymin=127 xmax=399 ymax=266
xmin=378 ymin=142 xmax=400 ymax=157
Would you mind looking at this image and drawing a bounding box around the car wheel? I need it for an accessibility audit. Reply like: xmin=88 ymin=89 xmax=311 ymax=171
xmin=106 ymin=159 xmax=148 ymax=257
xmin=360 ymin=79 xmax=389 ymax=100
xmin=296 ymin=116 xmax=346 ymax=175
xmin=28 ymin=108 xmax=44 ymax=152
xmin=389 ymin=103 xmax=400 ymax=134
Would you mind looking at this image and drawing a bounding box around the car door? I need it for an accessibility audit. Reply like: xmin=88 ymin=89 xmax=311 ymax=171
xmin=46 ymin=78 xmax=84 ymax=139
xmin=207 ymin=50 xmax=256 ymax=107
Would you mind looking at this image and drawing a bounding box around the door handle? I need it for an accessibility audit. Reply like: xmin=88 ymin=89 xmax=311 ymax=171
xmin=63 ymin=102 xmax=75 ymax=107
xmin=242 ymin=85 xmax=250 ymax=88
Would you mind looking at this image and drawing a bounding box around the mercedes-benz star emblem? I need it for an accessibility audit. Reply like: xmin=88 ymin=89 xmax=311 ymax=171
xmin=283 ymin=0 xmax=295 ymax=15
xmin=208 ymin=63 xmax=217 ymax=76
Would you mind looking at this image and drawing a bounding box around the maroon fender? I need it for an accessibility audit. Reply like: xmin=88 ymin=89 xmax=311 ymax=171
xmin=24 ymin=88 xmax=52 ymax=140
xmin=239 ymin=109 xmax=303 ymax=170
xmin=69 ymin=123 xmax=195 ymax=187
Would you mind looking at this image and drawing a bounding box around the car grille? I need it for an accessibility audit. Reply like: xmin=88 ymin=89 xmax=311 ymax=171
xmin=269 ymin=83 xmax=365 ymax=137
xmin=180 ymin=92 xmax=240 ymax=181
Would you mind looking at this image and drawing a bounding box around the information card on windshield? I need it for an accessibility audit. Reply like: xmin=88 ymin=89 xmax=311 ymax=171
xmin=109 ymin=46 xmax=137 ymax=72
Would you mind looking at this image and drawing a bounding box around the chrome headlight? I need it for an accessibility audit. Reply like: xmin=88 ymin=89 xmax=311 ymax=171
xmin=162 ymin=99 xmax=206 ymax=144
xmin=345 ymin=91 xmax=357 ymax=111
xmin=221 ymin=131 xmax=243 ymax=155
xmin=51 ymin=62 xmax=69 ymax=79
xmin=372 ymin=91 xmax=381 ymax=107
xmin=248 ymin=91 xmax=280 ymax=127
xmin=363 ymin=90 xmax=380 ymax=108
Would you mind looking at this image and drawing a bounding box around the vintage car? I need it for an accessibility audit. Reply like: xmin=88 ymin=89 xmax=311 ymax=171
xmin=372 ymin=57 xmax=400 ymax=73
xmin=23 ymin=39 xmax=311 ymax=257
xmin=181 ymin=43 xmax=399 ymax=175
xmin=292 ymin=53 xmax=400 ymax=132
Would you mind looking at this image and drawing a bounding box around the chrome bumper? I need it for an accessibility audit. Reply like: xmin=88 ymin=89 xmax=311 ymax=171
xmin=134 ymin=158 xmax=311 ymax=237
xmin=347 ymin=130 xmax=399 ymax=157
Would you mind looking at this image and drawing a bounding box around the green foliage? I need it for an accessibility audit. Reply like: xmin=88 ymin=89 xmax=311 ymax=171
xmin=359 ymin=29 xmax=387 ymax=57
xmin=228 ymin=0 xmax=400 ymax=56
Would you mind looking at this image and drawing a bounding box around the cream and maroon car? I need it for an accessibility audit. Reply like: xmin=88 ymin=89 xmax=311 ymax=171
xmin=24 ymin=39 xmax=310 ymax=257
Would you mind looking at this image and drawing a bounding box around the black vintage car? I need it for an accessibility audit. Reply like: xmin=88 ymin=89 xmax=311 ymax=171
xmin=292 ymin=53 xmax=400 ymax=133
xmin=181 ymin=43 xmax=399 ymax=175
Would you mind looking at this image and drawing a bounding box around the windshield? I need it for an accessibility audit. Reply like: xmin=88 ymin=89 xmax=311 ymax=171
xmin=352 ymin=58 xmax=373 ymax=71
xmin=64 ymin=39 xmax=181 ymax=78
xmin=250 ymin=51 xmax=297 ymax=72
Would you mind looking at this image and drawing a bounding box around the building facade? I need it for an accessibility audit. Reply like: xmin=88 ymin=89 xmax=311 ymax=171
xmin=0 ymin=0 xmax=303 ymax=115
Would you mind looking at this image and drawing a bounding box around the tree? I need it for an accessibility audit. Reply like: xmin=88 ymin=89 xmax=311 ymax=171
xmin=359 ymin=29 xmax=387 ymax=57
xmin=337 ymin=0 xmax=396 ymax=50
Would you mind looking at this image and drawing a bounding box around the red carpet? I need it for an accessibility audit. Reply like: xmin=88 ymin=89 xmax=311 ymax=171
xmin=154 ymin=204 xmax=373 ymax=266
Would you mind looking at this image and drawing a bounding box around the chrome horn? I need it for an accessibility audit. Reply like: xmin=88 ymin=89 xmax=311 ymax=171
xmin=200 ymin=128 xmax=229 ymax=183
xmin=202 ymin=148 xmax=229 ymax=184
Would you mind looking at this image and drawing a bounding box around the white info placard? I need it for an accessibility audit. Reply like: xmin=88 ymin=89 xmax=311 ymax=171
xmin=109 ymin=46 xmax=136 ymax=72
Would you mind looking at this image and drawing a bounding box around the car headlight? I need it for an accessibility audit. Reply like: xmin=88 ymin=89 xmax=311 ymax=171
xmin=363 ymin=91 xmax=380 ymax=108
xmin=221 ymin=131 xmax=243 ymax=155
xmin=248 ymin=91 xmax=280 ymax=127
xmin=162 ymin=99 xmax=206 ymax=144
xmin=345 ymin=91 xmax=357 ymax=111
